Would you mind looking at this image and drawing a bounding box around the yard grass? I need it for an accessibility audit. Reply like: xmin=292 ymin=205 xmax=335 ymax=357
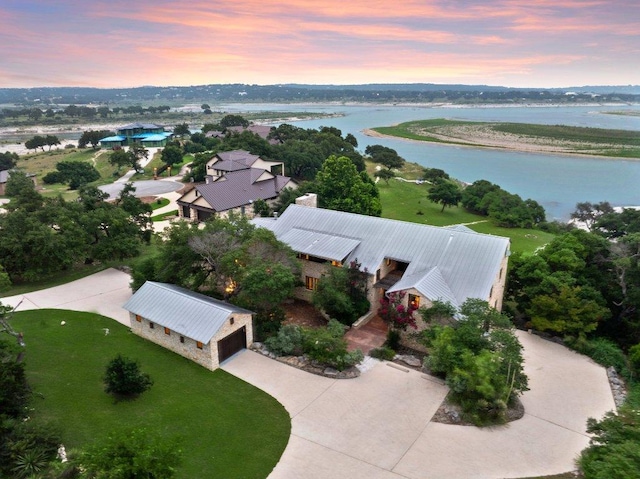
xmin=16 ymin=147 xmax=118 ymax=200
xmin=377 ymin=178 xmax=554 ymax=254
xmin=13 ymin=309 xmax=291 ymax=479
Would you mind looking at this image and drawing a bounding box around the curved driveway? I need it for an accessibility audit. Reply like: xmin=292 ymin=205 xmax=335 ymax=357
xmin=0 ymin=269 xmax=616 ymax=478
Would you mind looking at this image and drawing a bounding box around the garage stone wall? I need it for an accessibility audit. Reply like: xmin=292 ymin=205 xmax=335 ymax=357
xmin=128 ymin=312 xmax=253 ymax=371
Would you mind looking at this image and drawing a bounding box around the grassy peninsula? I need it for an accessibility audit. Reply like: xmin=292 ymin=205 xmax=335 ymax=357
xmin=370 ymin=119 xmax=640 ymax=158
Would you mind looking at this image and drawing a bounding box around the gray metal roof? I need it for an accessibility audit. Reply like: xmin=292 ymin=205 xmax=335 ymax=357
xmin=118 ymin=122 xmax=163 ymax=130
xmin=256 ymin=205 xmax=510 ymax=307
xmin=0 ymin=170 xmax=9 ymax=183
xmin=279 ymin=228 xmax=361 ymax=262
xmin=122 ymin=281 xmax=254 ymax=343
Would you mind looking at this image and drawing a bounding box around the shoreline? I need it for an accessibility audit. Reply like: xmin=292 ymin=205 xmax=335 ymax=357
xmin=362 ymin=128 xmax=640 ymax=162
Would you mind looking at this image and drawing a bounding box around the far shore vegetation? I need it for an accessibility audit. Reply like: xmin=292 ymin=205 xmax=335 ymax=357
xmin=372 ymin=119 xmax=640 ymax=158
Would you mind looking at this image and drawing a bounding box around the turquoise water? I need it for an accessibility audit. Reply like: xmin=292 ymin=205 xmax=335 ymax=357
xmin=220 ymin=103 xmax=640 ymax=220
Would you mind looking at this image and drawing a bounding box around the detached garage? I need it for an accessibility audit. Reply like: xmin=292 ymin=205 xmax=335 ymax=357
xmin=123 ymin=281 xmax=254 ymax=370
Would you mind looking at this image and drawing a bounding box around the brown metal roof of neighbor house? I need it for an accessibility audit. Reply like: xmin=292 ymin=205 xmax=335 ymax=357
xmin=194 ymin=169 xmax=294 ymax=212
xmin=211 ymin=150 xmax=261 ymax=172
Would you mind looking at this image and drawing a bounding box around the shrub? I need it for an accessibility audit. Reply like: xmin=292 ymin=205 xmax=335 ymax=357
xmin=422 ymin=299 xmax=528 ymax=425
xmin=369 ymin=346 xmax=396 ymax=361
xmin=42 ymin=171 xmax=65 ymax=184
xmin=81 ymin=428 xmax=182 ymax=479
xmin=629 ymin=343 xmax=640 ymax=377
xmin=264 ymin=324 xmax=304 ymax=356
xmin=578 ymin=406 xmax=640 ymax=478
xmin=385 ymin=329 xmax=401 ymax=351
xmin=302 ymin=319 xmax=363 ymax=371
xmin=104 ymin=355 xmax=153 ymax=398
xmin=574 ymin=337 xmax=631 ymax=379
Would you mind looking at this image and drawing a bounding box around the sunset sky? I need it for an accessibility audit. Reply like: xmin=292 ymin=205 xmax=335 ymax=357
xmin=2 ymin=0 xmax=638 ymax=89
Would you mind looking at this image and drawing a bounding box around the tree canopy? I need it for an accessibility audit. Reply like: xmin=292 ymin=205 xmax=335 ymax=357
xmin=427 ymin=180 xmax=462 ymax=212
xmin=314 ymin=155 xmax=381 ymax=216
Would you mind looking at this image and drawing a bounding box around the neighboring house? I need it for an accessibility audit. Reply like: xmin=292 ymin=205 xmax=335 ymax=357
xmin=177 ymin=150 xmax=295 ymax=221
xmin=0 ymin=169 xmax=37 ymax=196
xmin=0 ymin=170 xmax=10 ymax=196
xmin=253 ymin=198 xmax=511 ymax=328
xmin=99 ymin=122 xmax=172 ymax=149
xmin=226 ymin=125 xmax=281 ymax=145
xmin=123 ymin=281 xmax=254 ymax=371
xmin=206 ymin=150 xmax=284 ymax=178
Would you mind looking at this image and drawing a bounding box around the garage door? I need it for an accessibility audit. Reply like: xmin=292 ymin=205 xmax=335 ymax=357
xmin=218 ymin=326 xmax=247 ymax=363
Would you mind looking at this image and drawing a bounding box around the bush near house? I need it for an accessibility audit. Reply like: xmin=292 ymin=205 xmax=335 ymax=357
xmin=265 ymin=319 xmax=364 ymax=371
xmin=421 ymin=299 xmax=528 ymax=425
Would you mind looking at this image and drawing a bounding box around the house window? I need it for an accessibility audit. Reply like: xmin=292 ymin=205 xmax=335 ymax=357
xmin=297 ymin=253 xmax=310 ymax=260
xmin=164 ymin=327 xmax=170 ymax=335
xmin=305 ymin=276 xmax=318 ymax=291
xmin=180 ymin=336 xmax=185 ymax=343
xmin=408 ymin=294 xmax=420 ymax=308
xmin=135 ymin=314 xmax=142 ymax=322
xmin=149 ymin=322 xmax=154 ymax=329
xmin=386 ymin=258 xmax=392 ymax=266
xmin=230 ymin=317 xmax=235 ymax=325
xmin=331 ymin=260 xmax=342 ymax=267
xmin=376 ymin=269 xmax=381 ymax=281
xmin=196 ymin=341 xmax=203 ymax=350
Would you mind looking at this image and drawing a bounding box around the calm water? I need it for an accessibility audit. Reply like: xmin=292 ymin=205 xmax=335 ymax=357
xmin=219 ymin=103 xmax=640 ymax=220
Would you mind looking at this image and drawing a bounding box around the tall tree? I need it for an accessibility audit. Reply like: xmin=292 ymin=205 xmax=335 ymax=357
xmin=314 ymin=155 xmax=381 ymax=217
xmin=427 ymin=180 xmax=462 ymax=212
xmin=79 ymin=130 xmax=114 ymax=149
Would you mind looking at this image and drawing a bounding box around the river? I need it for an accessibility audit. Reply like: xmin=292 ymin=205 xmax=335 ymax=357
xmin=219 ymin=103 xmax=640 ymax=221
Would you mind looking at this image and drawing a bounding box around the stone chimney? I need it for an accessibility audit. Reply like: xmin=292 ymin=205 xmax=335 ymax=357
xmin=295 ymin=193 xmax=318 ymax=208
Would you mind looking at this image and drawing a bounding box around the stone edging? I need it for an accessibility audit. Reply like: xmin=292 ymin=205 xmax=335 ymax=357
xmin=250 ymin=343 xmax=360 ymax=379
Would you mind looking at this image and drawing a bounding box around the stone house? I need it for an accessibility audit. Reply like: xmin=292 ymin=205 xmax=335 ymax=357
xmin=123 ymin=281 xmax=254 ymax=371
xmin=176 ymin=150 xmax=295 ymax=221
xmin=253 ymin=197 xmax=510 ymax=329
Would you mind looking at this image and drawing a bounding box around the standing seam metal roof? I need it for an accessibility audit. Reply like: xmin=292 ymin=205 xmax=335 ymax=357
xmin=255 ymin=205 xmax=510 ymax=307
xmin=194 ymin=169 xmax=292 ymax=212
xmin=122 ymin=281 xmax=254 ymax=344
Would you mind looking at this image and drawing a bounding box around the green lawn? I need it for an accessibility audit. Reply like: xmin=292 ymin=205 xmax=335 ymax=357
xmin=378 ymin=178 xmax=554 ymax=254
xmin=13 ymin=310 xmax=290 ymax=479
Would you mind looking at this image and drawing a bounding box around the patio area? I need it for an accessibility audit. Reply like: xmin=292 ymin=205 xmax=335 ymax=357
xmin=345 ymin=315 xmax=388 ymax=355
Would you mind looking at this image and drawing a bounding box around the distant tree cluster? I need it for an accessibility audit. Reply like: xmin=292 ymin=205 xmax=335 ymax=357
xmin=0 ymin=174 xmax=151 ymax=284
xmin=24 ymin=134 xmax=60 ymax=152
xmin=461 ymin=179 xmax=546 ymax=227
xmin=78 ymin=129 xmax=114 ymax=149
xmin=2 ymin=84 xmax=639 ymax=108
xmin=0 ymin=151 xmax=18 ymax=170
xmin=43 ymin=161 xmax=100 ymax=189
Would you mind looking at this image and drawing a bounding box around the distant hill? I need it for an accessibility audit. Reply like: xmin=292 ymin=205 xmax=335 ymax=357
xmin=1 ymin=83 xmax=638 ymax=106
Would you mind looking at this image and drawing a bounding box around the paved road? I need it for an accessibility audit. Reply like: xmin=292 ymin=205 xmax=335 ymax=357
xmin=0 ymin=269 xmax=617 ymax=478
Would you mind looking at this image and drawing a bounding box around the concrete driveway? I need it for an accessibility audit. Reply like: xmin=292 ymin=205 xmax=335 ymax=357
xmin=0 ymin=269 xmax=616 ymax=478
xmin=224 ymin=330 xmax=615 ymax=479
xmin=1 ymin=268 xmax=132 ymax=326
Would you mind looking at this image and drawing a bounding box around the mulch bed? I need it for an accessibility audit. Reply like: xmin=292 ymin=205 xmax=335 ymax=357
xmin=282 ymin=299 xmax=327 ymax=328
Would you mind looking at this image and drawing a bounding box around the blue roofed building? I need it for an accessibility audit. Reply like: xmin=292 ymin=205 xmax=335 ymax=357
xmin=99 ymin=122 xmax=172 ymax=148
